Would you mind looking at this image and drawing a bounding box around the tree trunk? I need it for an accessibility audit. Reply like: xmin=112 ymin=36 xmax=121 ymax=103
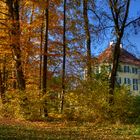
xmin=83 ymin=0 xmax=92 ymax=81
xmin=60 ymin=0 xmax=66 ymax=113
xmin=0 ymin=56 xmax=7 ymax=104
xmin=109 ymin=39 xmax=121 ymax=103
xmin=108 ymin=0 xmax=130 ymax=103
xmin=13 ymin=70 xmax=17 ymax=89
xmin=6 ymin=0 xmax=25 ymax=90
xmin=42 ymin=0 xmax=49 ymax=117
xmin=0 ymin=70 xmax=6 ymax=104
xmin=39 ymin=15 xmax=44 ymax=90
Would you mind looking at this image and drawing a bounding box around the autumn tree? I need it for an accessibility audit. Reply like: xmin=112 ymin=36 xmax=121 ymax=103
xmin=83 ymin=0 xmax=92 ymax=80
xmin=0 ymin=0 xmax=23 ymax=103
xmin=108 ymin=0 xmax=140 ymax=102
xmin=60 ymin=0 xmax=66 ymax=113
xmin=41 ymin=0 xmax=49 ymax=117
xmin=6 ymin=0 xmax=25 ymax=90
xmin=0 ymin=56 xmax=7 ymax=104
xmin=0 ymin=1 xmax=8 ymax=102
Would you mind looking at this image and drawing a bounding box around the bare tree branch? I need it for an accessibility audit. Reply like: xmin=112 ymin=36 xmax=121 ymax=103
xmin=125 ymin=17 xmax=140 ymax=28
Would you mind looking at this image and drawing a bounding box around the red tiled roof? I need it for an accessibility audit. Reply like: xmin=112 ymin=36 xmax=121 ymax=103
xmin=98 ymin=44 xmax=140 ymax=66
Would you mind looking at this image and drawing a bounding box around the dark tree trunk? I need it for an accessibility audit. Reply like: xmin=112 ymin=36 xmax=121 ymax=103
xmin=6 ymin=0 xmax=25 ymax=91
xmin=109 ymin=39 xmax=121 ymax=103
xmin=0 ymin=70 xmax=6 ymax=104
xmin=42 ymin=0 xmax=49 ymax=117
xmin=39 ymin=16 xmax=44 ymax=90
xmin=13 ymin=70 xmax=17 ymax=89
xmin=60 ymin=0 xmax=66 ymax=113
xmin=83 ymin=0 xmax=92 ymax=81
xmin=109 ymin=0 xmax=130 ymax=103
xmin=0 ymin=56 xmax=7 ymax=104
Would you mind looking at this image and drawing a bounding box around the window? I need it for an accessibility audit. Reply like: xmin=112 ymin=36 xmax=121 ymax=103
xmin=117 ymin=65 xmax=123 ymax=72
xmin=133 ymin=79 xmax=138 ymax=91
xmin=132 ymin=67 xmax=138 ymax=74
xmin=124 ymin=78 xmax=131 ymax=85
xmin=124 ymin=66 xmax=130 ymax=73
xmin=117 ymin=77 xmax=121 ymax=84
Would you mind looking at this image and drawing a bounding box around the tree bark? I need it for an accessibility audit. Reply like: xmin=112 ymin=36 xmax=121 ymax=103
xmin=109 ymin=39 xmax=121 ymax=103
xmin=42 ymin=0 xmax=49 ymax=117
xmin=6 ymin=0 xmax=25 ymax=90
xmin=39 ymin=12 xmax=44 ymax=90
xmin=109 ymin=0 xmax=130 ymax=102
xmin=0 ymin=56 xmax=7 ymax=104
xmin=83 ymin=0 xmax=92 ymax=81
xmin=60 ymin=0 xmax=66 ymax=113
xmin=0 ymin=70 xmax=6 ymax=104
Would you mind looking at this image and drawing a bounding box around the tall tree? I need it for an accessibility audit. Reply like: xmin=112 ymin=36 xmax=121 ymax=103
xmin=6 ymin=0 xmax=25 ymax=90
xmin=0 ymin=56 xmax=7 ymax=104
xmin=108 ymin=0 xmax=130 ymax=102
xmin=60 ymin=0 xmax=66 ymax=113
xmin=39 ymin=11 xmax=44 ymax=90
xmin=83 ymin=0 xmax=92 ymax=80
xmin=42 ymin=0 xmax=49 ymax=116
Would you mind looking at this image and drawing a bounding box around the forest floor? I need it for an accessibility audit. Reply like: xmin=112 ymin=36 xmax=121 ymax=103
xmin=0 ymin=118 xmax=140 ymax=140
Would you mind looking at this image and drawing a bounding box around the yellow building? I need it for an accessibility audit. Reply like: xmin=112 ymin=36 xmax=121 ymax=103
xmin=97 ymin=42 xmax=140 ymax=95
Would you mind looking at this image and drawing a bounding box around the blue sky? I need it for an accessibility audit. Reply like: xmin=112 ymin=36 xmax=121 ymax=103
xmin=93 ymin=0 xmax=140 ymax=58
xmin=128 ymin=0 xmax=140 ymax=57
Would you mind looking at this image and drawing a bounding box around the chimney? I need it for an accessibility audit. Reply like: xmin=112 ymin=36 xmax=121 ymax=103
xmin=120 ymin=44 xmax=123 ymax=48
xmin=110 ymin=41 xmax=114 ymax=46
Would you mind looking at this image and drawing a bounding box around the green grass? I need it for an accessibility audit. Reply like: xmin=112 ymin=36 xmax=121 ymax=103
xmin=0 ymin=119 xmax=140 ymax=140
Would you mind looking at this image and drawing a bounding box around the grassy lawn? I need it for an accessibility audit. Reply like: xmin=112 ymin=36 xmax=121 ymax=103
xmin=0 ymin=119 xmax=140 ymax=140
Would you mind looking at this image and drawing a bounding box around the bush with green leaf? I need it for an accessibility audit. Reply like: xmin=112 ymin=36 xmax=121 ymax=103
xmin=64 ymin=75 xmax=137 ymax=123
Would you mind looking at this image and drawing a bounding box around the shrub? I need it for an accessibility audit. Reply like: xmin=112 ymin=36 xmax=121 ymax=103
xmin=64 ymin=79 xmax=136 ymax=123
xmin=0 ymin=90 xmax=23 ymax=119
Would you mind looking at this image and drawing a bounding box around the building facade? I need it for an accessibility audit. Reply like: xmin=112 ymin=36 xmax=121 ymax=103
xmin=97 ymin=42 xmax=140 ymax=95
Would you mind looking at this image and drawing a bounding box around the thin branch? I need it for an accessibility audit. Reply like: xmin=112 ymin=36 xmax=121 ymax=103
xmin=96 ymin=25 xmax=114 ymax=32
xmin=88 ymin=9 xmax=100 ymax=22
xmin=125 ymin=17 xmax=140 ymax=28
xmin=0 ymin=18 xmax=8 ymax=20
xmin=0 ymin=21 xmax=8 ymax=27
xmin=0 ymin=11 xmax=9 ymax=17
xmin=121 ymin=0 xmax=130 ymax=33
xmin=102 ymin=12 xmax=113 ymax=21
xmin=109 ymin=0 xmax=119 ymax=31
